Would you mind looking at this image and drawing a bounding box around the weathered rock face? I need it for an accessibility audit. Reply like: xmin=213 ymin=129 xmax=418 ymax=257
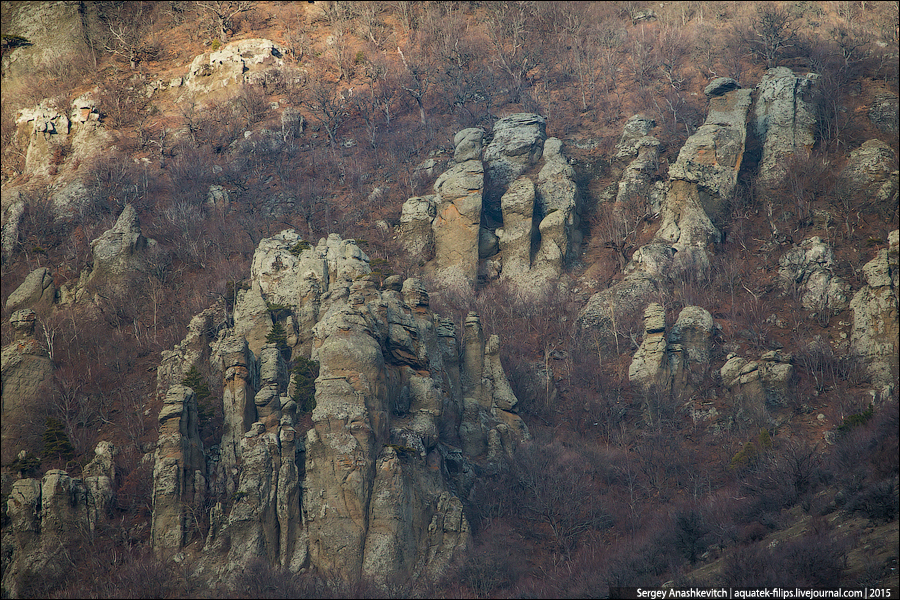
xmin=483 ymin=113 xmax=547 ymax=202
xmin=12 ymin=92 xmax=110 ymax=181
xmin=152 ymin=231 xmax=528 ymax=585
xmin=850 ymin=230 xmax=899 ymax=397
xmin=868 ymin=90 xmax=899 ymax=135
xmin=580 ymin=92 xmax=751 ymax=337
xmin=87 ymin=204 xmax=157 ymax=286
xmin=432 ymin=159 xmax=484 ymax=286
xmin=754 ymin=67 xmax=818 ymax=185
xmin=399 ymin=196 xmax=437 ymax=260
xmin=660 ymin=86 xmax=752 ymax=257
xmin=497 ymin=177 xmax=537 ymax=285
xmin=839 ymin=139 xmax=899 ymax=220
xmin=5 ymin=267 xmax=55 ymax=311
xmin=628 ymin=304 xmax=716 ymax=396
xmin=721 ymin=350 xmax=795 ymax=409
xmin=778 ymin=237 xmax=850 ymax=314
xmin=0 ymin=310 xmax=54 ymax=450
xmin=2 ymin=443 xmax=116 ymax=598
xmin=536 ymin=138 xmax=581 ymax=270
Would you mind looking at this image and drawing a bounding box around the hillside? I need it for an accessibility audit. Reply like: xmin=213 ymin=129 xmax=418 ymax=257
xmin=1 ymin=2 xmax=898 ymax=598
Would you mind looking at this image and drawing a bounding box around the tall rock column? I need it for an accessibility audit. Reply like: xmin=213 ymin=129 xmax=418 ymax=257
xmin=431 ymin=158 xmax=484 ymax=287
xmin=850 ymin=230 xmax=899 ymax=398
xmin=151 ymin=385 xmax=205 ymax=555
xmin=755 ymin=67 xmax=818 ymax=186
xmin=304 ymin=298 xmax=387 ymax=582
xmin=218 ymin=336 xmax=257 ymax=496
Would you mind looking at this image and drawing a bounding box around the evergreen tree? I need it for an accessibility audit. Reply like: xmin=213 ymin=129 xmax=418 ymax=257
xmin=42 ymin=418 xmax=75 ymax=463
xmin=182 ymin=365 xmax=213 ymax=424
xmin=291 ymin=357 xmax=319 ymax=413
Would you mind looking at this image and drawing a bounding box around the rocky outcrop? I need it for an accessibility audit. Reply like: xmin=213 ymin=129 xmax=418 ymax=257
xmin=628 ymin=304 xmax=716 ymax=396
xmin=535 ymin=138 xmax=581 ymax=270
xmin=184 ymin=38 xmax=287 ymax=95
xmin=720 ymin=351 xmax=795 ymax=408
xmin=580 ymin=89 xmax=751 ymax=336
xmin=868 ymin=90 xmax=898 ymax=135
xmin=13 ymin=92 xmax=110 ymax=181
xmin=496 ymin=177 xmax=537 ymax=285
xmin=1 ymin=310 xmax=54 ymax=450
xmin=87 ymin=204 xmax=157 ymax=286
xmin=399 ymin=196 xmax=437 ymax=260
xmin=5 ymin=267 xmax=55 ymax=311
xmin=2 ymin=443 xmax=116 ymax=598
xmin=778 ymin=237 xmax=850 ymax=314
xmin=850 ymin=230 xmax=899 ymax=397
xmin=402 ymin=118 xmax=580 ymax=290
xmin=754 ymin=67 xmax=818 ymax=185
xmin=152 ymin=231 xmax=528 ymax=585
xmin=839 ymin=139 xmax=899 ymax=220
xmin=659 ymin=85 xmax=752 ymax=264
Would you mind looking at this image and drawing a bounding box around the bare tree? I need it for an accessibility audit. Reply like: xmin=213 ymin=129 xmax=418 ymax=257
xmin=302 ymin=78 xmax=350 ymax=152
xmin=196 ymin=0 xmax=254 ymax=43
xmin=743 ymin=3 xmax=801 ymax=68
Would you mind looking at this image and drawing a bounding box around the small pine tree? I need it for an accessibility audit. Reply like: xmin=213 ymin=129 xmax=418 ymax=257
xmin=42 ymin=418 xmax=75 ymax=463
xmin=182 ymin=365 xmax=213 ymax=424
xmin=266 ymin=321 xmax=290 ymax=361
xmin=291 ymin=357 xmax=319 ymax=413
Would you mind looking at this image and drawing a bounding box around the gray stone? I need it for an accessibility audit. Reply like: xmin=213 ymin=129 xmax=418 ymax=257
xmin=5 ymin=267 xmax=55 ymax=311
xmin=704 ymin=77 xmax=740 ymax=97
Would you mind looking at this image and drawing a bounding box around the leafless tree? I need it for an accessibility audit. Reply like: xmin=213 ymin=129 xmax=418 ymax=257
xmin=196 ymin=0 xmax=254 ymax=43
xmin=743 ymin=2 xmax=801 ymax=68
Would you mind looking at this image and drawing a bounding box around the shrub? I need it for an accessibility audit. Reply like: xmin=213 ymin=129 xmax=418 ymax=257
xmin=847 ymin=480 xmax=899 ymax=523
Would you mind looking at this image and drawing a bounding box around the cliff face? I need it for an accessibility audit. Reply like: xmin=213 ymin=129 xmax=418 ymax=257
xmin=150 ymin=231 xmax=528 ymax=584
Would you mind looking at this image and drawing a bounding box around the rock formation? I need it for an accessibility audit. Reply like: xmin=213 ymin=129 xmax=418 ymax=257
xmin=150 ymin=230 xmax=529 ymax=585
xmin=754 ymin=67 xmax=818 ymax=185
xmin=720 ymin=351 xmax=795 ymax=409
xmin=629 ymin=303 xmax=716 ymax=397
xmin=401 ymin=116 xmax=581 ymax=291
xmin=778 ymin=236 xmax=850 ymax=314
xmin=183 ymin=38 xmax=287 ymax=95
xmin=2 ymin=443 xmax=117 ymax=598
xmin=849 ymin=229 xmax=899 ymax=398
xmin=580 ymin=86 xmax=752 ymax=334
xmin=839 ymin=139 xmax=899 ymax=220
xmin=5 ymin=267 xmax=56 ymax=311
xmin=1 ymin=310 xmax=54 ymax=450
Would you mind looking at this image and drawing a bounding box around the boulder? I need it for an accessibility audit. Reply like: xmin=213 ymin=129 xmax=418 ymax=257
xmin=754 ymin=67 xmax=818 ymax=185
xmin=704 ymin=77 xmax=740 ymax=97
xmin=629 ymin=303 xmax=669 ymax=389
xmin=5 ymin=267 xmax=55 ymax=311
xmin=721 ymin=350 xmax=795 ymax=408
